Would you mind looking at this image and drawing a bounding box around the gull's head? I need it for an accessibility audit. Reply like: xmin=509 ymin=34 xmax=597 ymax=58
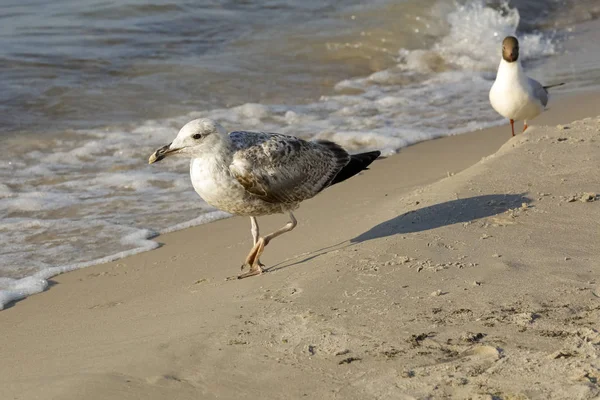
xmin=501 ymin=36 xmax=519 ymax=63
xmin=148 ymin=118 xmax=228 ymax=164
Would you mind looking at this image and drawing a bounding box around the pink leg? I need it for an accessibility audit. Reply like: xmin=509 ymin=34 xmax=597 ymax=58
xmin=238 ymin=213 xmax=297 ymax=279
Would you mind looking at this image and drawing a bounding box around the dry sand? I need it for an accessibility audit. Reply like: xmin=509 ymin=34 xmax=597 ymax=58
xmin=1 ymin=92 xmax=599 ymax=399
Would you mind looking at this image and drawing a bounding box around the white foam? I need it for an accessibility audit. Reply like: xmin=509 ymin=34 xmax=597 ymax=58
xmin=233 ymin=103 xmax=271 ymax=120
xmin=0 ymin=277 xmax=49 ymax=310
xmin=0 ymin=184 xmax=12 ymax=197
xmin=160 ymin=211 xmax=231 ymax=234
xmin=400 ymin=1 xmax=556 ymax=73
xmin=1 ymin=192 xmax=77 ymax=212
xmin=0 ymin=211 xmax=235 ymax=310
xmin=0 ymin=228 xmax=160 ymax=310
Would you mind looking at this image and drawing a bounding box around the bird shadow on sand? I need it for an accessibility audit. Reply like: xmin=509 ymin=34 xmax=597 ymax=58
xmin=267 ymin=194 xmax=530 ymax=273
xmin=352 ymin=193 xmax=530 ymax=243
xmin=265 ymin=240 xmax=350 ymax=273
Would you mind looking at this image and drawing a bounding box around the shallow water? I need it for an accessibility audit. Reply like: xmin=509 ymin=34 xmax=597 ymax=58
xmin=2 ymin=0 xmax=600 ymax=308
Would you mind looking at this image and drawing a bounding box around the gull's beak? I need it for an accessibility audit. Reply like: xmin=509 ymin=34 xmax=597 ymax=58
xmin=148 ymin=143 xmax=180 ymax=164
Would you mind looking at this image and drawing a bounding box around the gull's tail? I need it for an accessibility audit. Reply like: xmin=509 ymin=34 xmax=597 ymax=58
xmin=543 ymin=82 xmax=565 ymax=90
xmin=330 ymin=151 xmax=381 ymax=186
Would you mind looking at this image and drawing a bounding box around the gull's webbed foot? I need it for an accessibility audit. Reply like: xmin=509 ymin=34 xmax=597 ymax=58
xmin=238 ymin=257 xmax=265 ymax=279
xmin=240 ymin=260 xmax=265 ymax=271
xmin=238 ymin=264 xmax=263 ymax=279
xmin=238 ymin=238 xmax=266 ymax=279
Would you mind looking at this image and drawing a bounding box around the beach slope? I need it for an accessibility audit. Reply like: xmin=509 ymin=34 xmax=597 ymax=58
xmin=1 ymin=112 xmax=599 ymax=399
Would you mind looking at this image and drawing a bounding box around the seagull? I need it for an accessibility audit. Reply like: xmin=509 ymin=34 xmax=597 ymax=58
xmin=149 ymin=118 xmax=380 ymax=278
xmin=489 ymin=36 xmax=564 ymax=136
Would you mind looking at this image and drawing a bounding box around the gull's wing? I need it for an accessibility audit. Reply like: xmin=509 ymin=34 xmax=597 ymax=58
xmin=228 ymin=131 xmax=350 ymax=204
xmin=528 ymin=77 xmax=549 ymax=107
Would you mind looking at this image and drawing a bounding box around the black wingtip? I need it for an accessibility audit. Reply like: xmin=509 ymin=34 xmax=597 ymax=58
xmin=330 ymin=150 xmax=381 ymax=186
xmin=543 ymin=82 xmax=565 ymax=90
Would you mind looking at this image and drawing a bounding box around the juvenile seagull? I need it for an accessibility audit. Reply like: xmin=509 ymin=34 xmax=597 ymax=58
xmin=149 ymin=118 xmax=380 ymax=278
xmin=489 ymin=36 xmax=564 ymax=136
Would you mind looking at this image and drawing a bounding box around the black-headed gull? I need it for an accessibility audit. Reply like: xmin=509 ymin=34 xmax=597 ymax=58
xmin=489 ymin=36 xmax=564 ymax=136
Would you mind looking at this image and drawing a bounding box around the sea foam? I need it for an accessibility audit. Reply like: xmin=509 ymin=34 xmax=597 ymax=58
xmin=0 ymin=211 xmax=230 ymax=310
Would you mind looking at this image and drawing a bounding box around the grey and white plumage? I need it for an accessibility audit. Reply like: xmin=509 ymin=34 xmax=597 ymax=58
xmin=489 ymin=36 xmax=564 ymax=136
xmin=149 ymin=118 xmax=380 ymax=278
xmin=227 ymin=130 xmax=351 ymax=212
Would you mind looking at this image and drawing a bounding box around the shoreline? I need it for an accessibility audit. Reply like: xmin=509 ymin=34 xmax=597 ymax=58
xmin=1 ymin=90 xmax=599 ymax=310
xmin=1 ymin=91 xmax=599 ymax=399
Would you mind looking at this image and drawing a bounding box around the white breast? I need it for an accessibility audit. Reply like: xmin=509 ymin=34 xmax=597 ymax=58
xmin=190 ymin=158 xmax=240 ymax=206
xmin=489 ymin=59 xmax=543 ymax=121
xmin=189 ymin=157 xmax=286 ymax=216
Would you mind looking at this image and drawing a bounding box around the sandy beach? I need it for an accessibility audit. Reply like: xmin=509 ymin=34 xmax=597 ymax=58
xmin=1 ymin=91 xmax=599 ymax=399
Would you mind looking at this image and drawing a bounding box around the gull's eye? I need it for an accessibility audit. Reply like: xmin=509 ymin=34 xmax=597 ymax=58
xmin=192 ymin=133 xmax=203 ymax=140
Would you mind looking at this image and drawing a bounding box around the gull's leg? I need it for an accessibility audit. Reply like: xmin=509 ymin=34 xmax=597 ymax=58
xmin=238 ymin=237 xmax=266 ymax=279
xmin=239 ymin=237 xmax=265 ymax=279
xmin=510 ymin=119 xmax=515 ymax=137
xmin=262 ymin=212 xmax=297 ymax=247
xmin=238 ymin=212 xmax=298 ymax=279
xmin=523 ymin=121 xmax=528 ymax=132
xmin=241 ymin=217 xmax=265 ymax=271
xmin=251 ymin=216 xmax=259 ymax=246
